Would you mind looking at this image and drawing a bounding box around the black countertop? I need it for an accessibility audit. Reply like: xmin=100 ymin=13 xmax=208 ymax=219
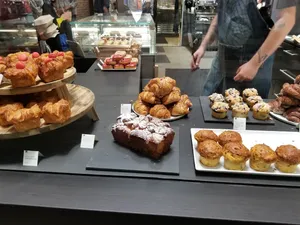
xmin=1 ymin=63 xmax=300 ymax=225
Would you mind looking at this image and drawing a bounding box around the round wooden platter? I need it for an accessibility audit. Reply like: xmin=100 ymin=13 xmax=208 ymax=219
xmin=0 ymin=83 xmax=95 ymax=140
xmin=0 ymin=67 xmax=76 ymax=95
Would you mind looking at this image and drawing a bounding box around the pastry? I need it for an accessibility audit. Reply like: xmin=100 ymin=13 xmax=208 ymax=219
xmin=277 ymin=96 xmax=299 ymax=108
xmin=295 ymin=75 xmax=300 ymax=85
xmin=208 ymin=93 xmax=225 ymax=106
xmin=148 ymin=77 xmax=176 ymax=98
xmin=114 ymin=64 xmax=124 ymax=69
xmin=170 ymin=101 xmax=189 ymax=116
xmin=6 ymin=52 xmax=31 ymax=68
xmin=139 ymin=91 xmax=159 ymax=104
xmin=211 ymin=102 xmax=229 ymax=119
xmin=115 ymin=51 xmax=126 ymax=57
xmin=268 ymin=99 xmax=285 ymax=115
xmin=218 ymin=130 xmax=242 ymax=146
xmin=245 ymin=96 xmax=263 ymax=110
xmin=225 ymin=88 xmax=240 ymax=97
xmin=180 ymin=94 xmax=193 ymax=107
xmin=250 ymin=144 xmax=277 ymax=172
xmin=119 ymin=55 xmax=132 ymax=65
xmin=112 ymin=54 xmax=124 ymax=62
xmin=252 ymin=102 xmax=270 ymax=120
xmin=283 ymin=107 xmax=300 ymax=123
xmin=131 ymin=58 xmax=139 ymax=66
xmin=232 ymin=102 xmax=250 ymax=118
xmin=162 ymin=90 xmax=181 ymax=105
xmin=143 ymin=84 xmax=150 ymax=92
xmin=225 ymin=95 xmax=243 ymax=109
xmin=275 ymin=145 xmax=300 ymax=173
xmin=282 ymin=83 xmax=300 ymax=100
xmin=42 ymin=99 xmax=71 ymax=124
xmin=223 ymin=142 xmax=250 ymax=170
xmin=54 ymin=51 xmax=74 ymax=70
xmin=102 ymin=63 xmax=113 ymax=69
xmin=194 ymin=130 xmax=218 ymax=143
xmin=150 ymin=104 xmax=171 ymax=119
xmin=0 ymin=56 xmax=6 ymax=73
xmin=197 ymin=140 xmax=223 ymax=167
xmin=242 ymin=88 xmax=258 ymax=101
xmin=134 ymin=99 xmax=150 ymax=115
xmin=0 ymin=103 xmax=23 ymax=126
xmin=7 ymin=104 xmax=41 ymax=132
xmin=111 ymin=114 xmax=175 ymax=159
xmin=38 ymin=54 xmax=65 ymax=82
xmin=125 ymin=63 xmax=136 ymax=69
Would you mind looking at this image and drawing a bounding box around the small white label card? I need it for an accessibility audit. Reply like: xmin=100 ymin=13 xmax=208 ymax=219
xmin=23 ymin=150 xmax=39 ymax=167
xmin=0 ymin=74 xmax=3 ymax=84
xmin=120 ymin=104 xmax=131 ymax=115
xmin=80 ymin=134 xmax=96 ymax=149
xmin=233 ymin=117 xmax=246 ymax=130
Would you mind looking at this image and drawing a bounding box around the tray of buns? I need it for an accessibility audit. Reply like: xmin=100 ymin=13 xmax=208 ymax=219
xmin=191 ymin=128 xmax=300 ymax=177
xmin=97 ymin=51 xmax=138 ymax=71
xmin=201 ymin=88 xmax=274 ymax=125
xmin=97 ymin=35 xmax=132 ymax=49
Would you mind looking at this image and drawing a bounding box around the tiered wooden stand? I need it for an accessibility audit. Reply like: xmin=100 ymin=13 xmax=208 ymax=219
xmin=0 ymin=67 xmax=99 ymax=140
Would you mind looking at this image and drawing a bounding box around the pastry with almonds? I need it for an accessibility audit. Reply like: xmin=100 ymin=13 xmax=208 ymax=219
xmin=0 ymin=103 xmax=23 ymax=126
xmin=250 ymin=144 xmax=277 ymax=172
xmin=150 ymin=104 xmax=171 ymax=119
xmin=42 ymin=99 xmax=71 ymax=124
xmin=225 ymin=88 xmax=240 ymax=97
xmin=38 ymin=53 xmax=65 ymax=83
xmin=198 ymin=140 xmax=223 ymax=167
xmin=133 ymin=99 xmax=150 ymax=116
xmin=242 ymin=88 xmax=258 ymax=101
xmin=194 ymin=130 xmax=218 ymax=143
xmin=211 ymin=102 xmax=229 ymax=119
xmin=275 ymin=145 xmax=300 ymax=173
xmin=252 ymin=102 xmax=270 ymax=120
xmin=223 ymin=142 xmax=250 ymax=170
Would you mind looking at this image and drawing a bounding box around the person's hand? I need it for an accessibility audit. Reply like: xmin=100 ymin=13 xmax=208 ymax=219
xmin=62 ymin=11 xmax=72 ymax=21
xmin=191 ymin=46 xmax=205 ymax=71
xmin=234 ymin=60 xmax=259 ymax=82
xmin=103 ymin=6 xmax=108 ymax=13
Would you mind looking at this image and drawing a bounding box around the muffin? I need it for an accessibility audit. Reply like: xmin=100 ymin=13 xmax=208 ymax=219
xmin=211 ymin=102 xmax=229 ymax=119
xmin=208 ymin=93 xmax=225 ymax=106
xmin=243 ymin=88 xmax=258 ymax=102
xmin=223 ymin=142 xmax=250 ymax=170
xmin=194 ymin=130 xmax=218 ymax=143
xmin=252 ymin=102 xmax=270 ymax=120
xmin=250 ymin=144 xmax=277 ymax=172
xmin=246 ymin=96 xmax=263 ymax=110
xmin=197 ymin=140 xmax=223 ymax=167
xmin=218 ymin=131 xmax=242 ymax=146
xmin=225 ymin=95 xmax=243 ymax=109
xmin=225 ymin=88 xmax=240 ymax=97
xmin=275 ymin=145 xmax=300 ymax=173
xmin=232 ymin=102 xmax=250 ymax=118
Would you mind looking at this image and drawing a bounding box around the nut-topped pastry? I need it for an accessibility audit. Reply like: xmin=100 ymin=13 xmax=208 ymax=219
xmin=208 ymin=93 xmax=225 ymax=105
xmin=197 ymin=140 xmax=223 ymax=167
xmin=218 ymin=130 xmax=242 ymax=146
xmin=243 ymin=88 xmax=258 ymax=101
xmin=275 ymin=145 xmax=300 ymax=173
xmin=250 ymin=144 xmax=277 ymax=172
xmin=246 ymin=96 xmax=263 ymax=110
xmin=194 ymin=130 xmax=218 ymax=143
xmin=252 ymin=102 xmax=270 ymax=120
xmin=223 ymin=142 xmax=250 ymax=170
xmin=225 ymin=95 xmax=243 ymax=109
xmin=232 ymin=102 xmax=250 ymax=118
xmin=225 ymin=88 xmax=240 ymax=97
xmin=211 ymin=102 xmax=229 ymax=119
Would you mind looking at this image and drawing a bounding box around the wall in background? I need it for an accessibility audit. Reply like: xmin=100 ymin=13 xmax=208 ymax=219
xmin=77 ymin=0 xmax=93 ymax=19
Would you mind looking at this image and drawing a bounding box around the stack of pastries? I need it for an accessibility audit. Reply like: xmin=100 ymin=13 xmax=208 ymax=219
xmin=133 ymin=77 xmax=192 ymax=119
xmin=194 ymin=129 xmax=300 ymax=173
xmin=102 ymin=51 xmax=138 ymax=70
xmin=0 ymin=90 xmax=71 ymax=132
xmin=0 ymin=51 xmax=74 ymax=88
xmin=209 ymin=88 xmax=270 ymax=120
xmin=268 ymin=75 xmax=300 ymax=123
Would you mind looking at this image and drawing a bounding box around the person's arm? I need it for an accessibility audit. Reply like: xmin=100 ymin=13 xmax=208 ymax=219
xmin=234 ymin=6 xmax=296 ymax=82
xmin=191 ymin=15 xmax=218 ymax=70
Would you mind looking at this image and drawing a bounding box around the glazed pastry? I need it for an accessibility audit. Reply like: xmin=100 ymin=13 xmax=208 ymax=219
xmin=114 ymin=64 xmax=124 ymax=69
xmin=139 ymin=91 xmax=159 ymax=104
xmin=275 ymin=145 xmax=300 ymax=173
xmin=5 ymin=52 xmax=31 ymax=68
xmin=225 ymin=95 xmax=243 ymax=109
xmin=223 ymin=142 xmax=250 ymax=170
xmin=7 ymin=104 xmax=41 ymax=132
xmin=170 ymin=101 xmax=189 ymax=116
xmin=162 ymin=90 xmax=181 ymax=105
xmin=252 ymin=102 xmax=270 ymax=120
xmin=211 ymin=102 xmax=229 ymax=119
xmin=102 ymin=63 xmax=113 ymax=69
xmin=218 ymin=130 xmax=242 ymax=146
xmin=134 ymin=99 xmax=150 ymax=115
xmin=225 ymin=88 xmax=240 ymax=97
xmin=115 ymin=51 xmax=126 ymax=57
xmin=131 ymin=58 xmax=139 ymax=66
xmin=208 ymin=93 xmax=225 ymax=105
xmin=148 ymin=77 xmax=176 ymax=98
xmin=150 ymin=104 xmax=171 ymax=119
xmin=112 ymin=54 xmax=124 ymax=62
xmin=232 ymin=102 xmax=250 ymax=118
xmin=268 ymin=99 xmax=285 ymax=115
xmin=0 ymin=103 xmax=23 ymax=126
xmin=125 ymin=63 xmax=136 ymax=69
xmin=38 ymin=54 xmax=65 ymax=82
xmin=250 ymin=144 xmax=277 ymax=172
xmin=194 ymin=130 xmax=218 ymax=143
xmin=42 ymin=99 xmax=71 ymax=124
xmin=245 ymin=96 xmax=263 ymax=110
xmin=282 ymin=83 xmax=300 ymax=100
xmin=242 ymin=88 xmax=258 ymax=101
xmin=54 ymin=51 xmax=74 ymax=70
xmin=277 ymin=96 xmax=299 ymax=108
xmin=197 ymin=140 xmax=223 ymax=167
xmin=180 ymin=94 xmax=193 ymax=107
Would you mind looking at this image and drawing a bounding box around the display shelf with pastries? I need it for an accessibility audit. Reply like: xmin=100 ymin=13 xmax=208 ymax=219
xmin=0 ymin=51 xmax=99 ymax=139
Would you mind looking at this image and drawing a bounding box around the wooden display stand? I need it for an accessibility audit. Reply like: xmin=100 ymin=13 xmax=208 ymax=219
xmin=0 ymin=68 xmax=99 ymax=140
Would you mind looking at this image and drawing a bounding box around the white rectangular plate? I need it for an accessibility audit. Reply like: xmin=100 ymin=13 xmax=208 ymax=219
xmin=190 ymin=128 xmax=300 ymax=177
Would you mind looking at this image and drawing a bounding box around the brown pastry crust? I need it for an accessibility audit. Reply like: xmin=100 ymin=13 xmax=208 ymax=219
xmin=250 ymin=144 xmax=277 ymax=163
xmin=283 ymin=83 xmax=300 ymax=100
xmin=42 ymin=99 xmax=71 ymax=124
xmin=0 ymin=103 xmax=24 ymax=126
xmin=277 ymin=96 xmax=300 ymax=108
xmin=268 ymin=99 xmax=285 ymax=115
xmin=276 ymin=145 xmax=300 ymax=164
xmin=194 ymin=130 xmax=218 ymax=143
xmin=162 ymin=90 xmax=181 ymax=105
xmin=139 ymin=91 xmax=160 ymax=104
xmin=223 ymin=142 xmax=250 ymax=161
xmin=170 ymin=101 xmax=189 ymax=116
xmin=180 ymin=94 xmax=193 ymax=107
xmin=150 ymin=104 xmax=171 ymax=119
xmin=148 ymin=77 xmax=175 ymax=98
xmin=219 ymin=131 xmax=242 ymax=146
xmin=197 ymin=140 xmax=223 ymax=159
xmin=39 ymin=57 xmax=65 ymax=83
xmin=134 ymin=99 xmax=150 ymax=115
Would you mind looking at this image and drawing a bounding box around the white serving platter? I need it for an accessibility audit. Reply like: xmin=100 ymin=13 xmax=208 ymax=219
xmin=190 ymin=128 xmax=300 ymax=177
xmin=270 ymin=112 xmax=299 ymax=127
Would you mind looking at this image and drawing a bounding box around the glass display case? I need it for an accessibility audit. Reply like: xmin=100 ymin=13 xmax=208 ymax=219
xmin=70 ymin=13 xmax=156 ymax=55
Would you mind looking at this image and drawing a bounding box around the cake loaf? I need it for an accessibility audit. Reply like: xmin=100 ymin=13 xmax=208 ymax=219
xmin=112 ymin=113 xmax=175 ymax=159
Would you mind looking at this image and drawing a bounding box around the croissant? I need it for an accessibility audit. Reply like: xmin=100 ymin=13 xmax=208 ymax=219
xmin=170 ymin=101 xmax=190 ymax=116
xmin=143 ymin=84 xmax=150 ymax=92
xmin=0 ymin=102 xmax=24 ymax=126
xmin=295 ymin=75 xmax=300 ymax=85
xmin=139 ymin=91 xmax=160 ymax=104
xmin=150 ymin=104 xmax=171 ymax=119
xmin=283 ymin=83 xmax=300 ymax=100
xmin=180 ymin=94 xmax=193 ymax=107
xmin=164 ymin=77 xmax=176 ymax=86
xmin=162 ymin=90 xmax=181 ymax=105
xmin=172 ymin=86 xmax=181 ymax=94
xmin=277 ymin=96 xmax=299 ymax=108
xmin=134 ymin=99 xmax=150 ymax=115
xmin=42 ymin=99 xmax=71 ymax=124
xmin=148 ymin=77 xmax=175 ymax=98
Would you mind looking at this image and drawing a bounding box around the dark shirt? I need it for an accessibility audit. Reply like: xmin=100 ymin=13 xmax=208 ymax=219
xmin=94 ymin=0 xmax=110 ymax=13
xmin=42 ymin=2 xmax=57 ymax=18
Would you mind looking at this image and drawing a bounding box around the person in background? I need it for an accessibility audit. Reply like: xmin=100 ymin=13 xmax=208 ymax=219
xmin=191 ymin=0 xmax=297 ymax=99
xmin=29 ymin=0 xmax=44 ymax=19
xmin=94 ymin=0 xmax=110 ymax=13
xmin=54 ymin=0 xmax=77 ymax=21
xmin=42 ymin=0 xmax=59 ymax=18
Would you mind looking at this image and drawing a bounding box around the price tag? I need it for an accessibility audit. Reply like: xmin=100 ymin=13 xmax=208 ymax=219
xmin=233 ymin=117 xmax=246 ymax=130
xmin=0 ymin=74 xmax=3 ymax=84
xmin=80 ymin=134 xmax=96 ymax=149
xmin=23 ymin=150 xmax=39 ymax=167
xmin=120 ymin=104 xmax=131 ymax=115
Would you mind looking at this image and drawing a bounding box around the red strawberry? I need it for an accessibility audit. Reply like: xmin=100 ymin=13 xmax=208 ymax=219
xmin=18 ymin=54 xmax=28 ymax=61
xmin=32 ymin=52 xmax=40 ymax=58
xmin=44 ymin=58 xmax=53 ymax=64
xmin=16 ymin=61 xmax=25 ymax=69
xmin=48 ymin=53 xmax=57 ymax=58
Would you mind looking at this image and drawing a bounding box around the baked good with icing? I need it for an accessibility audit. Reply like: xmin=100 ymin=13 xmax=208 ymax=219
xmin=150 ymin=104 xmax=171 ymax=119
xmin=225 ymin=88 xmax=240 ymax=97
xmin=275 ymin=145 xmax=300 ymax=173
xmin=38 ymin=54 xmax=65 ymax=82
xmin=197 ymin=140 xmax=223 ymax=167
xmin=250 ymin=144 xmax=277 ymax=172
xmin=134 ymin=99 xmax=150 ymax=115
xmin=194 ymin=130 xmax=218 ymax=143
xmin=114 ymin=64 xmax=124 ymax=69
xmin=211 ymin=102 xmax=229 ymax=119
xmin=232 ymin=102 xmax=250 ymax=118
xmin=42 ymin=99 xmax=71 ymax=124
xmin=223 ymin=142 xmax=250 ymax=170
xmin=111 ymin=114 xmax=175 ymax=159
xmin=218 ymin=130 xmax=242 ymax=146
xmin=0 ymin=103 xmax=24 ymax=126
xmin=252 ymin=102 xmax=270 ymax=120
xmin=242 ymin=88 xmax=258 ymax=101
